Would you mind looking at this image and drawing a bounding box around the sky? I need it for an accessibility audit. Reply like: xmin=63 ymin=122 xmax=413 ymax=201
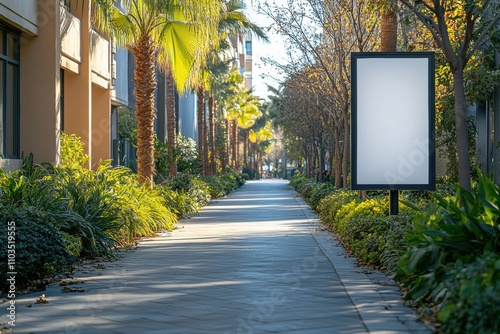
xmin=244 ymin=0 xmax=287 ymax=99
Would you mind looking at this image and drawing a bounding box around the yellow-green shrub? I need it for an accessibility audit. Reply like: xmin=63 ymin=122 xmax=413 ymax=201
xmin=317 ymin=190 xmax=360 ymax=229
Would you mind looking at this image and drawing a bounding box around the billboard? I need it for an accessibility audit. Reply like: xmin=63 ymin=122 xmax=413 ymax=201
xmin=351 ymin=52 xmax=435 ymax=190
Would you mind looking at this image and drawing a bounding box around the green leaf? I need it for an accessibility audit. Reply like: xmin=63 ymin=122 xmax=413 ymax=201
xmin=437 ymin=303 xmax=457 ymax=322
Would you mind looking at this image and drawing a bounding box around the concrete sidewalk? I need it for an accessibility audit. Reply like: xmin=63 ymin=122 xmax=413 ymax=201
xmin=6 ymin=179 xmax=430 ymax=334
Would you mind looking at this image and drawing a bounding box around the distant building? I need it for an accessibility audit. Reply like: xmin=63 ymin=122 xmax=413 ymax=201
xmin=244 ymin=33 xmax=253 ymax=92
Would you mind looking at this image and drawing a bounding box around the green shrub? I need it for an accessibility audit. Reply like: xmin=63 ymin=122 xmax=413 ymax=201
xmin=176 ymin=135 xmax=201 ymax=174
xmin=58 ymin=135 xmax=179 ymax=254
xmin=0 ymin=206 xmax=75 ymax=292
xmin=402 ymin=176 xmax=456 ymax=205
xmin=289 ymin=172 xmax=336 ymax=208
xmin=320 ymin=195 xmax=415 ymax=268
xmin=57 ymin=161 xmax=178 ymax=249
xmin=202 ymin=171 xmax=244 ymax=199
xmin=299 ymin=181 xmax=317 ymax=201
xmin=379 ymin=214 xmax=415 ymax=274
xmin=437 ymin=252 xmax=500 ymax=334
xmin=60 ymin=132 xmax=89 ymax=169
xmin=304 ymin=182 xmax=335 ymax=210
xmin=53 ymin=166 xmax=123 ymax=258
xmin=0 ymin=159 xmax=90 ymax=259
xmin=341 ymin=213 xmax=414 ymax=268
xmin=225 ymin=168 xmax=246 ymax=187
xmin=396 ymin=172 xmax=500 ymax=303
xmin=154 ymin=135 xmax=201 ymax=181
xmin=289 ymin=172 xmax=311 ymax=192
xmin=202 ymin=175 xmax=227 ymax=198
xmin=317 ymin=189 xmax=360 ymax=228
xmin=334 ymin=198 xmax=388 ymax=264
xmin=160 ymin=173 xmax=211 ymax=217
xmin=117 ymin=182 xmax=177 ymax=242
xmin=160 ymin=187 xmax=198 ymax=218
xmin=336 ymin=198 xmax=388 ymax=237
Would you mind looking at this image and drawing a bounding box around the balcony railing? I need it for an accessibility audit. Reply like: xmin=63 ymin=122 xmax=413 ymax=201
xmin=60 ymin=5 xmax=81 ymax=73
xmin=91 ymin=29 xmax=110 ymax=88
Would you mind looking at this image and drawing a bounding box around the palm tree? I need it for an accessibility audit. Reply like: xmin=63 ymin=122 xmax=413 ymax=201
xmin=229 ymin=91 xmax=262 ymax=169
xmin=192 ymin=58 xmax=232 ymax=175
xmin=381 ymin=0 xmax=398 ymax=52
xmin=92 ymin=0 xmax=220 ymax=186
xmin=191 ymin=0 xmax=269 ymax=175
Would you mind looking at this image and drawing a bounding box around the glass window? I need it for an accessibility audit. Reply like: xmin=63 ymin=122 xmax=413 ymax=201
xmin=6 ymin=64 xmax=18 ymax=157
xmin=245 ymin=41 xmax=252 ymax=55
xmin=7 ymin=34 xmax=19 ymax=60
xmin=0 ymin=26 xmax=20 ymax=159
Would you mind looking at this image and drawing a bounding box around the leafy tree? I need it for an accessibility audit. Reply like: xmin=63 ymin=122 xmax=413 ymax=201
xmin=260 ymin=0 xmax=379 ymax=186
xmin=399 ymin=0 xmax=500 ymax=190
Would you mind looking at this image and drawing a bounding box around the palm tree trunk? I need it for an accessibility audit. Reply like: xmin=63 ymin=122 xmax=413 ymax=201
xmin=221 ymin=118 xmax=229 ymax=173
xmin=258 ymin=149 xmax=262 ymax=179
xmin=232 ymin=119 xmax=237 ymax=169
xmin=254 ymin=143 xmax=259 ymax=179
xmin=208 ymin=95 xmax=216 ymax=175
xmin=133 ymin=34 xmax=156 ymax=187
xmin=243 ymin=131 xmax=248 ymax=168
xmin=381 ymin=0 xmax=398 ymax=52
xmin=166 ymin=72 xmax=177 ymax=176
xmin=236 ymin=125 xmax=240 ymax=171
xmin=197 ymin=87 xmax=207 ymax=175
xmin=203 ymin=98 xmax=212 ymax=175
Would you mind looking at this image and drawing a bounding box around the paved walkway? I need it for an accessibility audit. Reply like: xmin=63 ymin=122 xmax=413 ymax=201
xmin=7 ymin=179 xmax=430 ymax=334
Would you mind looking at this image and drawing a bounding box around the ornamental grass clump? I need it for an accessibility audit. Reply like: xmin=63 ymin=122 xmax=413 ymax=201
xmin=58 ymin=133 xmax=178 ymax=251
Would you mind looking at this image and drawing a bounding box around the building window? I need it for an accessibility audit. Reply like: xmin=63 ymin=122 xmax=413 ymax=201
xmin=245 ymin=41 xmax=252 ymax=55
xmin=0 ymin=26 xmax=20 ymax=159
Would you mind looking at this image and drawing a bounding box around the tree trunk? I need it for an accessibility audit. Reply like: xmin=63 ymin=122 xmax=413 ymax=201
xmin=236 ymin=122 xmax=240 ymax=171
xmin=333 ymin=127 xmax=342 ymax=188
xmin=231 ymin=119 xmax=237 ymax=169
xmin=209 ymin=95 xmax=216 ymax=175
xmin=453 ymin=68 xmax=472 ymax=190
xmin=258 ymin=149 xmax=262 ymax=179
xmin=243 ymin=131 xmax=248 ymax=168
xmin=197 ymin=87 xmax=206 ymax=176
xmin=222 ymin=118 xmax=230 ymax=172
xmin=342 ymin=105 xmax=349 ymax=188
xmin=166 ymin=72 xmax=177 ymax=177
xmin=317 ymin=144 xmax=324 ymax=182
xmin=306 ymin=146 xmax=312 ymax=178
xmin=133 ymin=35 xmax=156 ymax=187
xmin=254 ymin=143 xmax=259 ymax=178
xmin=203 ymin=95 xmax=209 ymax=175
xmin=381 ymin=0 xmax=398 ymax=52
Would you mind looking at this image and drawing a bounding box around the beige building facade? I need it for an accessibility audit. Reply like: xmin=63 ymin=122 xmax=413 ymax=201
xmin=0 ymin=0 xmax=114 ymax=172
